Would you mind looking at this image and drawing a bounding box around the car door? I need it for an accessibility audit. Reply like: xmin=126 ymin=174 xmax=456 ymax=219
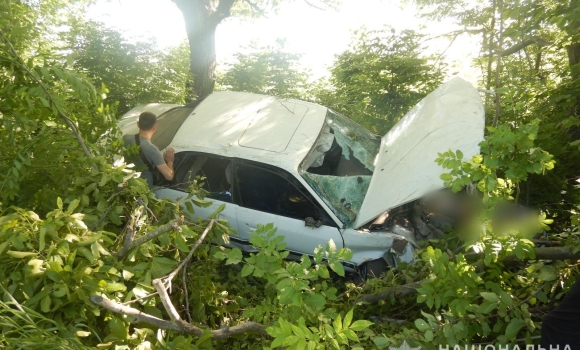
xmin=155 ymin=152 xmax=242 ymax=249
xmin=233 ymin=161 xmax=343 ymax=258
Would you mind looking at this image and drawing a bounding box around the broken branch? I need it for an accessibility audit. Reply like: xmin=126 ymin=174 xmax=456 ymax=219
xmin=356 ymin=246 xmax=580 ymax=305
xmin=115 ymin=216 xmax=184 ymax=260
xmin=164 ymin=219 xmax=214 ymax=282
xmin=354 ymin=281 xmax=423 ymax=305
xmin=466 ymin=246 xmax=580 ymax=262
xmin=89 ymin=295 xmax=268 ymax=339
xmin=151 ymin=219 xmax=215 ymax=320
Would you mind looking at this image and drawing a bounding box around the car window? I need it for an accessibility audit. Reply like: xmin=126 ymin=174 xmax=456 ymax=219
xmin=235 ymin=163 xmax=334 ymax=225
xmin=172 ymin=152 xmax=233 ymax=202
xmin=151 ymin=107 xmax=194 ymax=150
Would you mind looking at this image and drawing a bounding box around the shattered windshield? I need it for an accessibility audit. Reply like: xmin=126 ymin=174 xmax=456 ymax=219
xmin=300 ymin=110 xmax=380 ymax=225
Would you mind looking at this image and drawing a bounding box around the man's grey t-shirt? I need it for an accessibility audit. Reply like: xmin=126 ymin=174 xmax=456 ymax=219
xmin=124 ymin=134 xmax=165 ymax=187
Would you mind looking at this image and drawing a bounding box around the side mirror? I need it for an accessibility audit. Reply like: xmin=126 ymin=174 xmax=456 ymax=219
xmin=305 ymin=217 xmax=322 ymax=228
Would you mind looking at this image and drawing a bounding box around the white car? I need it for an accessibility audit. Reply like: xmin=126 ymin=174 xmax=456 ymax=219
xmin=120 ymin=77 xmax=484 ymax=278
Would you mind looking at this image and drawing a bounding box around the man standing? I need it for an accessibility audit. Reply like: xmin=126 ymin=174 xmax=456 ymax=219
xmin=124 ymin=111 xmax=175 ymax=187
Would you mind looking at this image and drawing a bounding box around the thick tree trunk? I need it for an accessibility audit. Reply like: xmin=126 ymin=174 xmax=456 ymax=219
xmin=569 ymin=43 xmax=580 ymax=81
xmin=187 ymin=23 xmax=218 ymax=100
xmin=173 ymin=0 xmax=235 ymax=101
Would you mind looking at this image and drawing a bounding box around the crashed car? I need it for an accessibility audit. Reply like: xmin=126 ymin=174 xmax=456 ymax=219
xmin=119 ymin=77 xmax=485 ymax=278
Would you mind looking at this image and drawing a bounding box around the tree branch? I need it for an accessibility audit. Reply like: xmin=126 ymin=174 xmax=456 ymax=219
xmin=242 ymin=0 xmax=266 ymax=17
xmin=356 ymin=246 xmax=580 ymax=305
xmin=499 ymin=36 xmax=553 ymax=57
xmin=114 ymin=216 xmax=184 ymax=260
xmin=354 ymin=281 xmax=423 ymax=305
xmin=162 ymin=219 xmax=214 ymax=283
xmin=89 ymin=295 xmax=268 ymax=339
xmin=153 ymin=279 xmax=182 ymax=321
xmin=0 ymin=28 xmax=96 ymax=167
xmin=92 ymin=218 xmax=267 ymax=340
xmin=210 ymin=0 xmax=237 ymax=25
xmin=302 ymin=0 xmax=327 ymax=11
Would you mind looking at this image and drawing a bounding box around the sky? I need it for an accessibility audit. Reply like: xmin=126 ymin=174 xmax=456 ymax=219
xmin=87 ymin=0 xmax=481 ymax=82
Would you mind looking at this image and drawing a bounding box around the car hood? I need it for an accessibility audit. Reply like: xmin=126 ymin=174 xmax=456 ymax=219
xmin=352 ymin=77 xmax=485 ymax=228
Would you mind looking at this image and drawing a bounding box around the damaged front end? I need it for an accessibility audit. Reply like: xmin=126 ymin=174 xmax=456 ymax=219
xmin=299 ymin=77 xmax=485 ymax=275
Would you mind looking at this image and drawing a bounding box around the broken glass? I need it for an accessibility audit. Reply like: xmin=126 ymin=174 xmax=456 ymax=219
xmin=327 ymin=110 xmax=379 ymax=172
xmin=302 ymin=173 xmax=372 ymax=224
xmin=300 ymin=110 xmax=380 ymax=225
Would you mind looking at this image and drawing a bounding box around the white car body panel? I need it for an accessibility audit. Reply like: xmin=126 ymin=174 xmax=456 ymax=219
xmin=119 ymin=103 xmax=182 ymax=135
xmin=353 ymin=77 xmax=485 ymax=228
xmin=170 ymin=92 xmax=327 ymax=171
xmin=236 ymin=206 xmax=343 ymax=255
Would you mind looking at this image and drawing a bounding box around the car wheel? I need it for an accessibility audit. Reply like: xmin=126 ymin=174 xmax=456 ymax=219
xmin=353 ymin=258 xmax=389 ymax=282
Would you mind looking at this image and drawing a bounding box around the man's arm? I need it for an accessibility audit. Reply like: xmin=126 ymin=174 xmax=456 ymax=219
xmin=156 ymin=148 xmax=175 ymax=181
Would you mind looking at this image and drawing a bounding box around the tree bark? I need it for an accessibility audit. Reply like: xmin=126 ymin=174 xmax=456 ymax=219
xmin=173 ymin=0 xmax=236 ymax=100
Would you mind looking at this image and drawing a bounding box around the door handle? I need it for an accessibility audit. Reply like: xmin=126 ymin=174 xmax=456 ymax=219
xmin=245 ymin=223 xmax=257 ymax=230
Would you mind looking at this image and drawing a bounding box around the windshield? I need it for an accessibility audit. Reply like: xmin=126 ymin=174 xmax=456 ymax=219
xmin=300 ymin=110 xmax=380 ymax=225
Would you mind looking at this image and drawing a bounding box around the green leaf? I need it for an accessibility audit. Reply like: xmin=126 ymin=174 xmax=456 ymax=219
xmin=6 ymin=251 xmax=37 ymax=258
xmin=329 ymin=260 xmax=345 ymax=277
xmin=57 ymin=197 xmax=63 ymax=210
xmin=343 ymin=309 xmax=353 ymax=329
xmin=109 ymin=317 xmax=128 ymax=340
xmin=105 ymin=282 xmax=127 ymax=292
xmin=313 ymin=245 xmax=323 ymax=264
xmin=333 ymin=314 xmax=342 ymax=333
xmin=505 ymin=318 xmax=524 ymax=338
xmin=414 ymin=319 xmax=430 ymax=332
xmin=40 ymin=295 xmax=51 ymax=313
xmin=425 ymin=330 xmax=434 ymax=341
xmin=480 ymin=292 xmax=499 ymax=302
xmin=326 ymin=239 xmax=337 ymax=256
xmin=184 ymin=201 xmax=195 ymax=214
xmin=241 ymin=264 xmax=254 ymax=277
xmin=305 ymin=293 xmax=326 ymax=309
xmin=342 ymin=329 xmax=359 ymax=342
xmin=538 ymin=265 xmax=557 ymax=281
xmin=373 ymin=337 xmax=389 ymax=347
xmin=39 ymin=227 xmax=46 ymax=251
xmin=67 ymin=199 xmax=80 ymax=214
xmin=349 ymin=320 xmax=373 ymax=331
xmin=40 ymin=96 xmax=50 ymax=108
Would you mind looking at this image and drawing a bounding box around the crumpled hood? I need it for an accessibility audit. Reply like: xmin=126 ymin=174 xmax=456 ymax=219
xmin=352 ymin=77 xmax=485 ymax=228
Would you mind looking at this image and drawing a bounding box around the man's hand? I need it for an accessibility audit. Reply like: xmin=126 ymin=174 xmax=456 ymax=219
xmin=158 ymin=148 xmax=175 ymax=181
xmin=163 ymin=147 xmax=175 ymax=164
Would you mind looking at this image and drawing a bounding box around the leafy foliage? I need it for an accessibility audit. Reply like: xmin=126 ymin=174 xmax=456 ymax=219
xmin=62 ymin=19 xmax=192 ymax=114
xmin=314 ymin=27 xmax=445 ymax=134
xmin=218 ymin=39 xmax=311 ymax=99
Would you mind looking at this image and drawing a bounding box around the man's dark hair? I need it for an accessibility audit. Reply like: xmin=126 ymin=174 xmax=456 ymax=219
xmin=138 ymin=112 xmax=157 ymax=131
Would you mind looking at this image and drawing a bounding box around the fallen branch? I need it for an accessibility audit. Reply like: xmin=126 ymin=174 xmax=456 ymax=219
xmin=115 ymin=216 xmax=184 ymax=260
xmin=91 ymin=219 xmax=267 ymax=340
xmin=161 ymin=219 xmax=214 ymax=283
xmin=356 ymin=246 xmax=580 ymax=305
xmin=354 ymin=281 xmax=423 ymax=305
xmin=466 ymin=246 xmax=580 ymax=262
xmin=89 ymin=295 xmax=268 ymax=340
xmin=151 ymin=219 xmax=215 ymax=321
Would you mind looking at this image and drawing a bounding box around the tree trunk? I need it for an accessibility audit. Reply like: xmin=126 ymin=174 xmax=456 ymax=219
xmin=569 ymin=43 xmax=580 ymax=81
xmin=173 ymin=0 xmax=234 ymax=100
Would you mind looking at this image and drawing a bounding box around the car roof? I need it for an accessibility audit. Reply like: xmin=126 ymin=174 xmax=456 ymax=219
xmin=168 ymin=91 xmax=329 ymax=172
